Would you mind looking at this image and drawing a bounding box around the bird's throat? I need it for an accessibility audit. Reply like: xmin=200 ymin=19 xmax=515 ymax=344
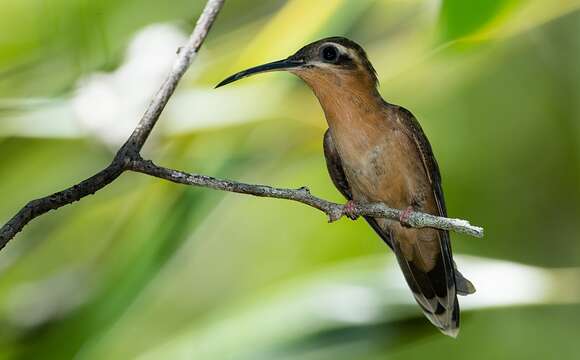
xmin=296 ymin=69 xmax=384 ymax=132
xmin=305 ymin=76 xmax=385 ymax=148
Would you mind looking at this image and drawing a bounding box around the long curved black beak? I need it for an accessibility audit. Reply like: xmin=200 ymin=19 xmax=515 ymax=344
xmin=215 ymin=58 xmax=304 ymax=88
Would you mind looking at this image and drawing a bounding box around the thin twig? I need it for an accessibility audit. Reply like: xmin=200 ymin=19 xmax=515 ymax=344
xmin=129 ymin=159 xmax=484 ymax=238
xmin=0 ymin=0 xmax=484 ymax=252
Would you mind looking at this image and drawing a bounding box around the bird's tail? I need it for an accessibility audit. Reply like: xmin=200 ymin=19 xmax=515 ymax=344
xmin=390 ymin=227 xmax=474 ymax=337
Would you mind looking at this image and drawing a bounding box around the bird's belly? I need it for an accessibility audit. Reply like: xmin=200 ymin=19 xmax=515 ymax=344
xmin=341 ymin=141 xmax=425 ymax=210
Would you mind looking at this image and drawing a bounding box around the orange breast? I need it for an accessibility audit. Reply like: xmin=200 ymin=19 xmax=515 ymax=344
xmin=296 ymin=66 xmax=435 ymax=214
xmin=330 ymin=105 xmax=430 ymax=211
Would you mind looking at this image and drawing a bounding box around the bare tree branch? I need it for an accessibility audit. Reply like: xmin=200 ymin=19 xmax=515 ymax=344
xmin=0 ymin=0 xmax=226 ymax=250
xmin=0 ymin=0 xmax=484 ymax=252
xmin=128 ymin=159 xmax=484 ymax=238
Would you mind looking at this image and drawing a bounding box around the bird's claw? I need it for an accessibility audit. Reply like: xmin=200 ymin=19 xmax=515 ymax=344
xmin=342 ymin=200 xmax=359 ymax=220
xmin=399 ymin=206 xmax=414 ymax=227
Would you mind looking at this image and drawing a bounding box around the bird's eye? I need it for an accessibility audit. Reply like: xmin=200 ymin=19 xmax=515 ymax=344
xmin=321 ymin=45 xmax=339 ymax=62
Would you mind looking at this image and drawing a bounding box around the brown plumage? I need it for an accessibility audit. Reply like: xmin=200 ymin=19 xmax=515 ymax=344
xmin=217 ymin=36 xmax=475 ymax=337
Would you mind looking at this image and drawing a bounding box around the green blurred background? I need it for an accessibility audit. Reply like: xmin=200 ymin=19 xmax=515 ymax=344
xmin=1 ymin=0 xmax=580 ymax=359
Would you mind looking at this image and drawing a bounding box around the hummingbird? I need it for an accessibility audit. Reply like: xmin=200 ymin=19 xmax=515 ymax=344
xmin=216 ymin=37 xmax=475 ymax=337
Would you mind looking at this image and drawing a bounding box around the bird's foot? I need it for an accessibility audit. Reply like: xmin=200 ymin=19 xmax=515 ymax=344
xmin=342 ymin=200 xmax=359 ymax=220
xmin=399 ymin=206 xmax=414 ymax=227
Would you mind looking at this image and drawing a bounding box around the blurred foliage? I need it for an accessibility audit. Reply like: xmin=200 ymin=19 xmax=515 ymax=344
xmin=438 ymin=0 xmax=516 ymax=41
xmin=1 ymin=0 xmax=580 ymax=359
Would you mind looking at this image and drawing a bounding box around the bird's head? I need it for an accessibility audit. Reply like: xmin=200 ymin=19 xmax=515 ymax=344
xmin=216 ymin=37 xmax=378 ymax=94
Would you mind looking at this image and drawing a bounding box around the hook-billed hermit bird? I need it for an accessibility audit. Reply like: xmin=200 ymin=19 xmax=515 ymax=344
xmin=217 ymin=37 xmax=475 ymax=337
